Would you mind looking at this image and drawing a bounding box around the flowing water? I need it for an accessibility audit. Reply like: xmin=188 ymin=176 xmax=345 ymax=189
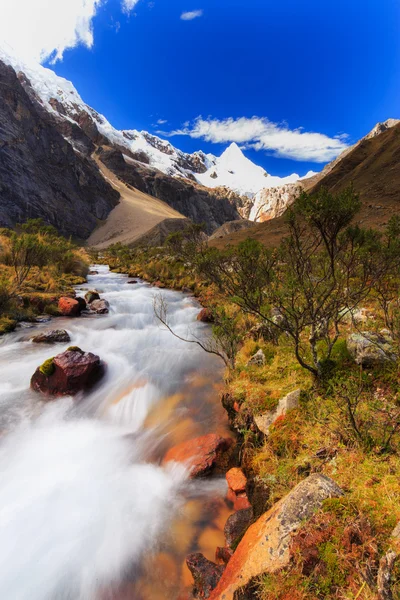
xmin=0 ymin=266 xmax=231 ymax=600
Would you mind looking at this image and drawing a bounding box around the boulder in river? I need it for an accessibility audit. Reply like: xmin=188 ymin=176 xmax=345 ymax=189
xmin=197 ymin=308 xmax=214 ymax=323
xmin=30 ymin=347 xmax=105 ymax=396
xmin=163 ymin=433 xmax=233 ymax=478
xmin=58 ymin=297 xmax=81 ymax=317
xmin=84 ymin=290 xmax=100 ymax=304
xmin=89 ymin=299 xmax=110 ymax=314
xmin=208 ymin=474 xmax=343 ymax=600
xmin=186 ymin=553 xmax=225 ymax=599
xmin=31 ymin=329 xmax=71 ymax=344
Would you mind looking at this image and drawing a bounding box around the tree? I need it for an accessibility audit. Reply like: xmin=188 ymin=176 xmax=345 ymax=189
xmin=194 ymin=186 xmax=389 ymax=379
xmin=9 ymin=232 xmax=47 ymax=290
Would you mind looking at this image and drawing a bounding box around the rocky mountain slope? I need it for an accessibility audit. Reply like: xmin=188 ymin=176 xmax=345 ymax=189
xmin=210 ymin=119 xmax=400 ymax=248
xmin=96 ymin=148 xmax=242 ymax=234
xmin=0 ymin=45 xmax=262 ymax=238
xmin=0 ymin=59 xmax=119 ymax=239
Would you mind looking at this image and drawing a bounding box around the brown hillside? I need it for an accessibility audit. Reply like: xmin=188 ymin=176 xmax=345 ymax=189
xmin=211 ymin=122 xmax=400 ymax=249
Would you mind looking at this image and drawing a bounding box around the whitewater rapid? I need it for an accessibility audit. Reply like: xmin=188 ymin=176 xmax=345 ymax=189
xmin=0 ymin=266 xmax=227 ymax=600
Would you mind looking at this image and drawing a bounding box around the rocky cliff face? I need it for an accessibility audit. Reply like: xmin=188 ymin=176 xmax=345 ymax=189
xmin=249 ymin=183 xmax=303 ymax=222
xmin=0 ymin=60 xmax=119 ymax=239
xmin=96 ymin=148 xmax=242 ymax=234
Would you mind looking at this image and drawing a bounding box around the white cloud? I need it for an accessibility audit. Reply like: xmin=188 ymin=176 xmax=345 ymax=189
xmin=157 ymin=118 xmax=167 ymax=125
xmin=0 ymin=0 xmax=141 ymax=64
xmin=180 ymin=10 xmax=203 ymax=21
xmin=122 ymin=0 xmax=141 ymax=12
xmin=167 ymin=116 xmax=349 ymax=162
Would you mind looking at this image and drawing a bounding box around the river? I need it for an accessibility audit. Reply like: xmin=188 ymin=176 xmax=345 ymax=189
xmin=0 ymin=265 xmax=231 ymax=600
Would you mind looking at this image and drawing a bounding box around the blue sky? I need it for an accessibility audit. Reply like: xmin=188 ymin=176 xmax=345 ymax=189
xmin=12 ymin=0 xmax=400 ymax=176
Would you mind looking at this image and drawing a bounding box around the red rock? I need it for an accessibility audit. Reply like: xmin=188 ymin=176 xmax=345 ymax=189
xmin=186 ymin=553 xmax=225 ymax=599
xmin=30 ymin=348 xmax=105 ymax=397
xmin=58 ymin=297 xmax=81 ymax=317
xmin=233 ymin=494 xmax=252 ymax=511
xmin=163 ymin=433 xmax=233 ymax=478
xmin=197 ymin=308 xmax=214 ymax=323
xmin=226 ymin=468 xmax=247 ymax=494
xmin=215 ymin=547 xmax=233 ymax=566
xmin=226 ymin=488 xmax=236 ymax=506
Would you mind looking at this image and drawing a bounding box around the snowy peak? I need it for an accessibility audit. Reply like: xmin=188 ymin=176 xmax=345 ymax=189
xmin=219 ymin=142 xmax=249 ymax=165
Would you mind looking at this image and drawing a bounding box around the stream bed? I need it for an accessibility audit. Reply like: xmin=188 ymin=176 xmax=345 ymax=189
xmin=0 ymin=265 xmax=231 ymax=600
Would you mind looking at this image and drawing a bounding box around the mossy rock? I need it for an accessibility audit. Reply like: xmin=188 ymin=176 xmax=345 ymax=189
xmin=0 ymin=317 xmax=17 ymax=335
xmin=67 ymin=346 xmax=84 ymax=353
xmin=39 ymin=358 xmax=55 ymax=377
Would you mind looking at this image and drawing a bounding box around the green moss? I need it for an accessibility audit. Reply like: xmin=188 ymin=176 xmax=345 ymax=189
xmin=67 ymin=346 xmax=83 ymax=353
xmin=39 ymin=357 xmax=55 ymax=377
xmin=44 ymin=304 xmax=61 ymax=316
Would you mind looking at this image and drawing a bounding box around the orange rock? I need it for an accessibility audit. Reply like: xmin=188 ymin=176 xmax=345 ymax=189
xmin=163 ymin=433 xmax=233 ymax=478
xmin=58 ymin=296 xmax=81 ymax=317
xmin=226 ymin=468 xmax=247 ymax=494
xmin=226 ymin=488 xmax=237 ymax=505
xmin=209 ymin=475 xmax=343 ymax=600
xmin=233 ymin=494 xmax=252 ymax=511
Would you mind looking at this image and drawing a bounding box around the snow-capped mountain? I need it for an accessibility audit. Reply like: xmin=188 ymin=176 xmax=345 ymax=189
xmin=0 ymin=43 xmax=312 ymax=199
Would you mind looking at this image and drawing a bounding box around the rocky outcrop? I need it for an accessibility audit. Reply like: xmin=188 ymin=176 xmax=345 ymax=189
xmin=31 ymin=329 xmax=71 ymax=344
xmin=346 ymin=331 xmax=398 ymax=367
xmin=132 ymin=218 xmax=192 ymax=247
xmin=249 ymin=183 xmax=302 ymax=222
xmin=247 ymin=349 xmax=266 ymax=367
xmin=30 ymin=347 xmax=105 ymax=396
xmin=208 ymin=220 xmax=255 ymax=240
xmin=209 ymin=474 xmax=343 ymax=600
xmin=163 ymin=433 xmax=233 ymax=478
xmin=0 ymin=60 xmax=119 ymax=239
xmin=254 ymin=389 xmax=301 ymax=436
xmin=96 ymin=148 xmax=242 ymax=234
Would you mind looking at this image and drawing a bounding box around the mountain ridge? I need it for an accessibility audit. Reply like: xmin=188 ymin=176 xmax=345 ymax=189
xmin=0 ymin=44 xmax=312 ymax=199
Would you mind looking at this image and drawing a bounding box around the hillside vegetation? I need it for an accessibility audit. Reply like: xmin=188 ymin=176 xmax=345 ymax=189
xmin=97 ymin=186 xmax=400 ymax=599
xmin=0 ymin=219 xmax=89 ymax=334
